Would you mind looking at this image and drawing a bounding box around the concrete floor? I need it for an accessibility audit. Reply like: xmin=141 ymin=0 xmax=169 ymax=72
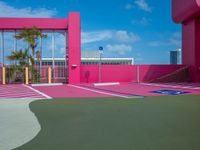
xmin=0 ymin=99 xmax=41 ymax=150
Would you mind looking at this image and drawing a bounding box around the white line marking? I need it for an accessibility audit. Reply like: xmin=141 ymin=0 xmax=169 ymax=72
xmin=140 ymin=83 xmax=200 ymax=90
xmin=0 ymin=97 xmax=44 ymax=99
xmin=23 ymin=85 xmax=52 ymax=99
xmin=94 ymin=82 xmax=120 ymax=86
xmin=69 ymin=84 xmax=143 ymax=99
xmin=0 ymin=89 xmax=41 ymax=95
xmin=31 ymin=83 xmax=63 ymax=87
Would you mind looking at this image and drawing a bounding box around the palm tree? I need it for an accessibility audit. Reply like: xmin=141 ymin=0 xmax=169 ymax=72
xmin=15 ymin=26 xmax=47 ymax=65
xmin=6 ymin=49 xmax=31 ymax=83
xmin=7 ymin=49 xmax=29 ymax=67
xmin=6 ymin=27 xmax=47 ymax=83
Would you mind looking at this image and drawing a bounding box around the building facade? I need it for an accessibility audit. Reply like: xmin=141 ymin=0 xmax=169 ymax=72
xmin=35 ymin=58 xmax=134 ymax=66
xmin=170 ymin=49 xmax=182 ymax=64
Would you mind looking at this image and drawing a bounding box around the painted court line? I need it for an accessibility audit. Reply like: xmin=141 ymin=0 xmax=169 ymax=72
xmin=69 ymin=84 xmax=143 ymax=99
xmin=31 ymin=83 xmax=63 ymax=87
xmin=140 ymin=83 xmax=200 ymax=90
xmin=23 ymin=85 xmax=52 ymax=99
xmin=94 ymin=82 xmax=120 ymax=86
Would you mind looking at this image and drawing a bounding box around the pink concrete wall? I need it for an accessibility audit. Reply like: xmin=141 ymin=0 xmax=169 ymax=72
xmin=68 ymin=12 xmax=81 ymax=84
xmin=0 ymin=18 xmax=68 ymax=30
xmin=138 ymin=65 xmax=186 ymax=82
xmin=81 ymin=65 xmax=137 ymax=83
xmin=80 ymin=65 xmax=186 ymax=83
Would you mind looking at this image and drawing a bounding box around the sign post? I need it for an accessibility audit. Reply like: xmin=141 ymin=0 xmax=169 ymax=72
xmin=98 ymin=46 xmax=103 ymax=83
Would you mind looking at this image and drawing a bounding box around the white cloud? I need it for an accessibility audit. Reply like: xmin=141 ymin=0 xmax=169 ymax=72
xmin=148 ymin=32 xmax=181 ymax=47
xmin=132 ymin=17 xmax=151 ymax=26
xmin=134 ymin=0 xmax=152 ymax=12
xmin=82 ymin=30 xmax=140 ymax=44
xmin=81 ymin=31 xmax=113 ymax=44
xmin=115 ymin=31 xmax=140 ymax=43
xmin=106 ymin=44 xmax=133 ymax=55
xmin=0 ymin=1 xmax=57 ymax=18
xmin=148 ymin=41 xmax=168 ymax=47
xmin=125 ymin=4 xmax=134 ymax=10
xmin=169 ymin=38 xmax=181 ymax=46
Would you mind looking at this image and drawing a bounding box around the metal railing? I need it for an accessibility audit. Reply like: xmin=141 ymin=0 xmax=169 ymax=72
xmin=0 ymin=65 xmax=67 ymax=84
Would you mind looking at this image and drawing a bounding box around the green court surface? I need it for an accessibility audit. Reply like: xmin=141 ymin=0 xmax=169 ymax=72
xmin=16 ymin=95 xmax=200 ymax=150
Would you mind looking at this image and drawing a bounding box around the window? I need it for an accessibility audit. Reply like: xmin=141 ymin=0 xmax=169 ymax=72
xmin=42 ymin=31 xmax=53 ymax=58
xmin=54 ymin=30 xmax=66 ymax=58
xmin=4 ymin=31 xmax=15 ymax=65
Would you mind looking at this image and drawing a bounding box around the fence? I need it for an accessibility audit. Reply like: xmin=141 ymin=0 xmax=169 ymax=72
xmin=34 ymin=66 xmax=68 ymax=84
xmin=0 ymin=65 xmax=67 ymax=84
xmin=5 ymin=66 xmax=25 ymax=84
xmin=0 ymin=64 xmax=193 ymax=84
xmin=53 ymin=66 xmax=68 ymax=83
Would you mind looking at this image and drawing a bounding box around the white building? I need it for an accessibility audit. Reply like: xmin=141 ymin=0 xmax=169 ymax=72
xmin=35 ymin=57 xmax=134 ymax=66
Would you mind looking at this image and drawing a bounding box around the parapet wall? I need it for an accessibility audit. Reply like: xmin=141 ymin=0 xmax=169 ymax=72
xmin=80 ymin=65 xmax=187 ymax=83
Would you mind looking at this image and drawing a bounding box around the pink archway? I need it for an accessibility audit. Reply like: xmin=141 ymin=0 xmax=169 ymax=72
xmin=0 ymin=12 xmax=81 ymax=84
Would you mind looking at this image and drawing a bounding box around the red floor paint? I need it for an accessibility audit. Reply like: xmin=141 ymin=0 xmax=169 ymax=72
xmin=32 ymin=82 xmax=200 ymax=99
xmin=79 ymin=82 xmax=200 ymax=97
xmin=0 ymin=84 xmax=47 ymax=99
xmin=33 ymin=84 xmax=110 ymax=98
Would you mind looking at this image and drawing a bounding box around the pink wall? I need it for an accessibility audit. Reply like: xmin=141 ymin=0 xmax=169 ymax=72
xmin=0 ymin=18 xmax=68 ymax=30
xmin=68 ymin=12 xmax=81 ymax=84
xmin=138 ymin=65 xmax=186 ymax=82
xmin=81 ymin=65 xmax=137 ymax=83
xmin=80 ymin=65 xmax=186 ymax=83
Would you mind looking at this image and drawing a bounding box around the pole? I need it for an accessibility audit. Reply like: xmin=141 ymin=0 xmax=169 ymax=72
xmin=99 ymin=52 xmax=102 ymax=83
xmin=137 ymin=65 xmax=140 ymax=83
xmin=25 ymin=67 xmax=29 ymax=85
xmin=48 ymin=67 xmax=52 ymax=84
xmin=2 ymin=66 xmax=5 ymax=84
xmin=98 ymin=46 xmax=103 ymax=83
xmin=14 ymin=31 xmax=16 ymax=65
xmin=2 ymin=31 xmax=4 ymax=66
xmin=40 ymin=36 xmax=42 ymax=74
xmin=52 ymin=31 xmax=55 ymax=81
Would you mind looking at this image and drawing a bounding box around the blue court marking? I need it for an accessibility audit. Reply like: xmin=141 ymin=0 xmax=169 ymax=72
xmin=151 ymin=90 xmax=190 ymax=95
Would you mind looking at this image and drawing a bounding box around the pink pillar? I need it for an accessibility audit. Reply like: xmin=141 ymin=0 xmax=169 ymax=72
xmin=68 ymin=12 xmax=81 ymax=84
xmin=182 ymin=19 xmax=200 ymax=81
xmin=172 ymin=0 xmax=200 ymax=82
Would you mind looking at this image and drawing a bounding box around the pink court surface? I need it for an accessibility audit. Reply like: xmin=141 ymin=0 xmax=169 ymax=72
xmin=0 ymin=82 xmax=200 ymax=99
xmin=0 ymin=84 xmax=49 ymax=99
xmin=29 ymin=82 xmax=200 ymax=99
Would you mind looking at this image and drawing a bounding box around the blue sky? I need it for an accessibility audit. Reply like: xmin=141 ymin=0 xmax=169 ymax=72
xmin=0 ymin=0 xmax=181 ymax=64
